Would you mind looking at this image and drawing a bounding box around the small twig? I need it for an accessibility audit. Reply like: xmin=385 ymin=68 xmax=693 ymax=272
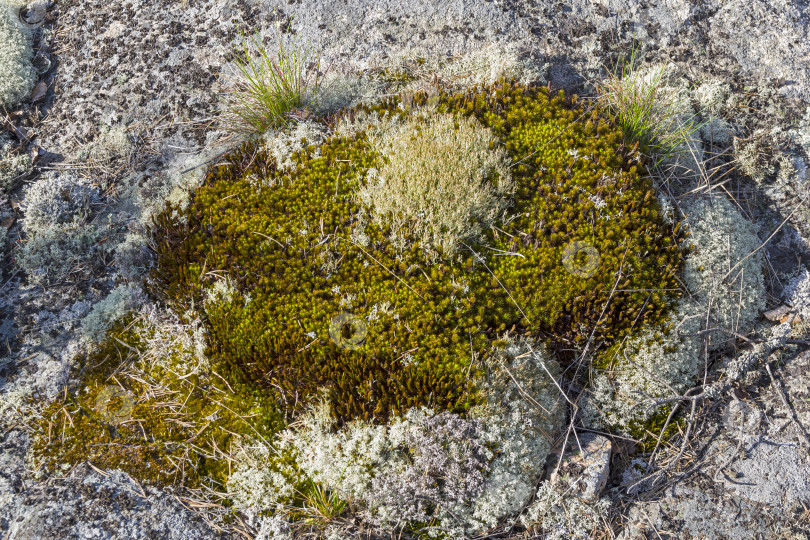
xmin=251 ymin=231 xmax=286 ymax=249
xmin=720 ymin=192 xmax=809 ymax=282
xmin=765 ymin=362 xmax=810 ymax=447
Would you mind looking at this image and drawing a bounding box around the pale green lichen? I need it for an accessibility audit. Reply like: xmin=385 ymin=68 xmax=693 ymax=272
xmin=80 ymin=284 xmax=145 ymax=342
xmin=582 ymin=296 xmax=703 ymax=434
xmin=699 ymin=117 xmax=736 ymax=147
xmin=19 ymin=173 xmax=99 ymax=232
xmin=396 ymin=41 xmax=546 ymax=94
xmin=0 ymin=4 xmax=35 ymax=108
xmin=134 ymin=148 xmax=221 ymax=226
xmin=463 ymin=338 xmax=566 ymax=532
xmin=17 ymin=174 xmax=103 ymax=285
xmin=693 ymin=79 xmax=732 ymax=116
xmin=227 ymin=438 xmax=299 ymax=510
xmin=310 ymin=41 xmax=546 ymax=118
xmin=75 ymin=123 xmax=135 ymax=170
xmin=584 ymin=193 xmax=765 ymax=435
xmin=113 ymin=232 xmax=152 ymax=281
xmin=733 ymin=134 xmax=776 ymax=183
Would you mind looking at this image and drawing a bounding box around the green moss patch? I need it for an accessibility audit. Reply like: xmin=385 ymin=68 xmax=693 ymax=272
xmin=29 ymin=78 xmax=691 ymax=515
xmin=148 ymin=78 xmax=685 ymax=427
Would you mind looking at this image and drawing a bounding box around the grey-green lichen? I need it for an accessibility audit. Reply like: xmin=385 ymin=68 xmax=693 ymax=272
xmin=521 ymin=480 xmax=611 ymax=539
xmin=80 ymin=284 xmax=145 ymax=342
xmin=0 ymin=149 xmax=31 ymax=192
xmin=681 ymin=195 xmax=765 ymax=347
xmin=16 ymin=174 xmax=102 ymax=285
xmin=0 ymin=3 xmax=35 ymax=108
xmin=584 ymin=193 xmax=766 ymax=435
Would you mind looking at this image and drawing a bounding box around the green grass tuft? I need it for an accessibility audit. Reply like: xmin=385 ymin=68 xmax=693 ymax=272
xmin=596 ymin=46 xmax=704 ymax=165
xmin=218 ymin=12 xmax=325 ymax=138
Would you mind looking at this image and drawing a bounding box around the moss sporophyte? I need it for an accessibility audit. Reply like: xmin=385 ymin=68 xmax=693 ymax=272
xmin=31 ymin=78 xmax=687 ymax=492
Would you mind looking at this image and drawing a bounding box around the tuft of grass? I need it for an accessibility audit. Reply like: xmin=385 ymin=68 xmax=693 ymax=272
xmin=596 ymin=46 xmax=704 ymax=165
xmin=299 ymin=481 xmax=349 ymax=523
xmin=279 ymin=479 xmax=349 ymax=530
xmin=219 ymin=14 xmax=325 ymax=139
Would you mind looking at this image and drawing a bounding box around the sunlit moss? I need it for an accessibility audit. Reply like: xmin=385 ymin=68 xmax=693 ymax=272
xmin=149 ymin=78 xmax=686 ymax=427
xmin=628 ymin=405 xmax=688 ymax=452
xmin=31 ymin=316 xmax=287 ymax=490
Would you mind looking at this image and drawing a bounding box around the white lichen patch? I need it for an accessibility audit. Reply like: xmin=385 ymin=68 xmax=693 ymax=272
xmin=699 ymin=116 xmax=736 ymax=147
xmin=733 ymin=134 xmax=776 ymax=183
xmin=74 ymin=123 xmax=135 ymax=172
xmin=463 ymin=338 xmax=566 ymax=532
xmin=134 ymin=148 xmax=222 ymax=227
xmin=309 ymin=39 xmax=546 ymax=119
xmin=783 ymin=269 xmax=810 ymax=318
xmin=19 ymin=173 xmax=100 ymax=232
xmin=332 ymin=107 xmax=407 ymax=143
xmin=397 ymin=41 xmax=546 ymax=92
xmin=260 ymin=120 xmax=328 ymax=177
xmin=225 ymin=337 xmax=565 ymax=537
xmin=227 ymin=438 xmax=298 ymax=511
xmin=694 ymin=79 xmax=732 ymax=116
xmin=15 ymin=173 xmax=105 ymax=285
xmin=16 ymin=220 xmax=100 ymax=286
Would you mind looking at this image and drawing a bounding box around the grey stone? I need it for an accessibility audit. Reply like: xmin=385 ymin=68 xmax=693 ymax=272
xmin=0 ymin=431 xmax=232 ymax=539
xmin=550 ymin=433 xmax=611 ymax=502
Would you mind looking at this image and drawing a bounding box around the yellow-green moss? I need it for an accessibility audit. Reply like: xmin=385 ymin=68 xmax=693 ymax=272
xmin=628 ymin=405 xmax=687 ymax=452
xmin=149 ymin=78 xmax=686 ymax=427
xmin=31 ymin=316 xmax=290 ymax=490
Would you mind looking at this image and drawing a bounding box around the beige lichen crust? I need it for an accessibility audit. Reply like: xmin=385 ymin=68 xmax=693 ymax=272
xmin=357 ymin=107 xmax=515 ymax=256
